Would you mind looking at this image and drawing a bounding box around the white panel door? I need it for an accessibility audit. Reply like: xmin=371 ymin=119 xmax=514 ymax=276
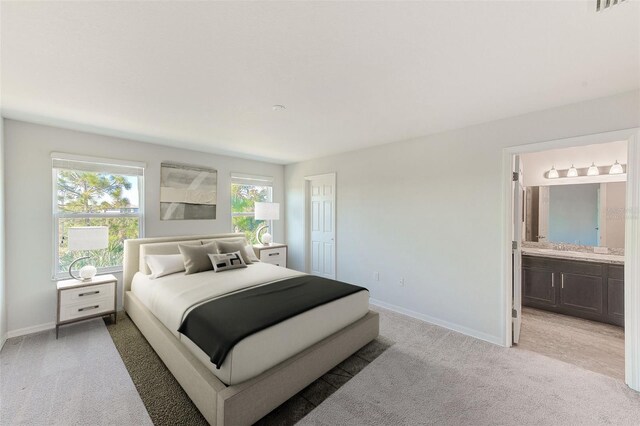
xmin=308 ymin=174 xmax=336 ymax=279
xmin=512 ymin=155 xmax=524 ymax=344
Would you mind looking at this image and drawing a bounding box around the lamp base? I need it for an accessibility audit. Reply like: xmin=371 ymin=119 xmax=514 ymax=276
xmin=261 ymin=232 xmax=273 ymax=245
xmin=68 ymin=256 xmax=97 ymax=281
xmin=79 ymin=265 xmax=98 ymax=280
xmin=256 ymin=224 xmax=273 ymax=246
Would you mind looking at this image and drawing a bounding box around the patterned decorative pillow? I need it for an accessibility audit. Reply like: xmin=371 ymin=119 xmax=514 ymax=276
xmin=208 ymin=251 xmax=248 ymax=272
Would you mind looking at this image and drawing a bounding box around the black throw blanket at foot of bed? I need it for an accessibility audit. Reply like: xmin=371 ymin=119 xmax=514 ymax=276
xmin=177 ymin=275 xmax=368 ymax=369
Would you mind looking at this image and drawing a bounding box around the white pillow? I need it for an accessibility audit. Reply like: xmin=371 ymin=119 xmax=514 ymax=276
xmin=244 ymin=244 xmax=260 ymax=263
xmin=208 ymin=252 xmax=247 ymax=272
xmin=145 ymin=254 xmax=186 ymax=279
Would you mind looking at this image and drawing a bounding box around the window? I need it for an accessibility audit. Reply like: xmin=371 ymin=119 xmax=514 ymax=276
xmin=231 ymin=174 xmax=273 ymax=244
xmin=52 ymin=153 xmax=145 ymax=278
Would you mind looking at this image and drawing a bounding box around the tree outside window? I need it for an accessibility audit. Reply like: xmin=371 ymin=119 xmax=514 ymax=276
xmin=53 ymin=157 xmax=144 ymax=278
xmin=231 ymin=175 xmax=273 ymax=244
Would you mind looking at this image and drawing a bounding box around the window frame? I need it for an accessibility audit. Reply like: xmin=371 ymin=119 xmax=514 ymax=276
xmin=230 ymin=173 xmax=274 ymax=243
xmin=51 ymin=153 xmax=145 ymax=279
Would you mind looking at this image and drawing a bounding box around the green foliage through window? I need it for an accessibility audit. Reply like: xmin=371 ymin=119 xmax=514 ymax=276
xmin=54 ymin=167 xmax=142 ymax=275
xmin=231 ymin=181 xmax=272 ymax=244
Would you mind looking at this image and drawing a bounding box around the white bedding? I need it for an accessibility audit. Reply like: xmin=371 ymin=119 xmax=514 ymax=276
xmin=131 ymin=263 xmax=370 ymax=385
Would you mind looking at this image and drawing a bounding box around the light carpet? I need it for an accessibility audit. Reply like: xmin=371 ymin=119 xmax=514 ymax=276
xmin=0 ymin=319 xmax=152 ymax=426
xmin=105 ymin=312 xmax=392 ymax=425
xmin=300 ymin=307 xmax=640 ymax=426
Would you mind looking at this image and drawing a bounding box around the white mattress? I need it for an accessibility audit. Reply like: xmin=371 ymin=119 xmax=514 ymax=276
xmin=131 ymin=263 xmax=370 ymax=385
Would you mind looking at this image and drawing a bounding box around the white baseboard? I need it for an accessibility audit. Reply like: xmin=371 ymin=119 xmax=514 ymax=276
xmin=7 ymin=322 xmax=55 ymax=339
xmin=369 ymin=298 xmax=504 ymax=347
xmin=0 ymin=333 xmax=6 ymax=351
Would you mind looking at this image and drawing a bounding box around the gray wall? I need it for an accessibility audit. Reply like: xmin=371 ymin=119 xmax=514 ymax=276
xmin=0 ymin=117 xmax=6 ymax=347
xmin=604 ymin=182 xmax=626 ymax=249
xmin=284 ymin=90 xmax=640 ymax=345
xmin=4 ymin=120 xmax=284 ymax=335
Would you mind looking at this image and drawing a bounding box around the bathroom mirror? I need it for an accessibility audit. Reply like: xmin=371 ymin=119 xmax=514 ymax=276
xmin=524 ymin=182 xmax=626 ymax=248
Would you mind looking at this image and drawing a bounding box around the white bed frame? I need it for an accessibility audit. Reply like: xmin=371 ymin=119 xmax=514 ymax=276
xmin=123 ymin=233 xmax=379 ymax=425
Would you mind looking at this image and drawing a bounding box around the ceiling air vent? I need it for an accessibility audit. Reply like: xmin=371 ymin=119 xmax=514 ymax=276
xmin=596 ymin=0 xmax=627 ymax=12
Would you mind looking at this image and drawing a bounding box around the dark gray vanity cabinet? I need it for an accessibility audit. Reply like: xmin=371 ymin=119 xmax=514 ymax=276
xmin=522 ymin=255 xmax=624 ymax=327
xmin=522 ymin=267 xmax=556 ymax=306
xmin=607 ymin=265 xmax=625 ymax=326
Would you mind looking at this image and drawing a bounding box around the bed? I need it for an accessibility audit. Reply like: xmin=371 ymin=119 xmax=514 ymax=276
xmin=123 ymin=233 xmax=379 ymax=425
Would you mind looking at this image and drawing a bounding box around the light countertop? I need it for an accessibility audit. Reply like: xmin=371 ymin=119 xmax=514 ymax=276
xmin=521 ymin=247 xmax=624 ymax=265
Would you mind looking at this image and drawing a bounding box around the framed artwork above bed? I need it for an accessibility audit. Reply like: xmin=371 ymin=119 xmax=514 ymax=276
xmin=160 ymin=163 xmax=217 ymax=220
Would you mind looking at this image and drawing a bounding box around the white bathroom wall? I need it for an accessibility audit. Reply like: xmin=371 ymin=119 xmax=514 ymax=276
xmin=284 ymin=90 xmax=640 ymax=345
xmin=3 ymin=120 xmax=284 ymax=335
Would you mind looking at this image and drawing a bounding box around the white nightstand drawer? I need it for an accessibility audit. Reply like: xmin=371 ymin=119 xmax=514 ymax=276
xmin=60 ymin=282 xmax=115 ymax=305
xmin=254 ymin=244 xmax=287 ymax=268
xmin=260 ymin=248 xmax=285 ymax=262
xmin=59 ymin=298 xmax=115 ymax=322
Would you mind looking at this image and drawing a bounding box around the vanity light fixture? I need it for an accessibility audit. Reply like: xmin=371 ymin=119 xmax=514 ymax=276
xmin=567 ymin=164 xmax=579 ymax=178
xmin=587 ymin=162 xmax=599 ymax=176
xmin=609 ymin=160 xmax=624 ymax=175
xmin=547 ymin=166 xmax=559 ymax=179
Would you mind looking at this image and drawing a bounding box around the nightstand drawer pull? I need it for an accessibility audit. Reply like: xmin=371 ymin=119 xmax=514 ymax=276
xmin=268 ymin=252 xmax=280 ymax=256
xmin=79 ymin=291 xmax=100 ymax=297
xmin=78 ymin=305 xmax=99 ymax=312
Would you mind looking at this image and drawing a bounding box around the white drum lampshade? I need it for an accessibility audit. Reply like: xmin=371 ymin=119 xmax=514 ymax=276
xmin=68 ymin=226 xmax=109 ymax=281
xmin=254 ymin=202 xmax=280 ymax=245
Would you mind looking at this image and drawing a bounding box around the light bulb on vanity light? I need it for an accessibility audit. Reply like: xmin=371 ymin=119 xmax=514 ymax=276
xmin=547 ymin=166 xmax=559 ymax=179
xmin=587 ymin=162 xmax=599 ymax=176
xmin=609 ymin=160 xmax=624 ymax=175
xmin=567 ymin=164 xmax=578 ymax=178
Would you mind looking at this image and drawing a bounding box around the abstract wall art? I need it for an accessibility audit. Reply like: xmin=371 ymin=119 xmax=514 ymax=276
xmin=160 ymin=163 xmax=217 ymax=220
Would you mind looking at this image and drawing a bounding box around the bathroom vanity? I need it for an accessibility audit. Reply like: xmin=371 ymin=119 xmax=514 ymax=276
xmin=522 ymin=248 xmax=624 ymax=327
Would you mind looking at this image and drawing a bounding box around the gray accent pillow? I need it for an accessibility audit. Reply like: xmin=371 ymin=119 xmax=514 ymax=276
xmin=217 ymin=239 xmax=254 ymax=264
xmin=179 ymin=242 xmax=218 ymax=275
xmin=208 ymin=252 xmax=248 ymax=272
xmin=244 ymin=244 xmax=260 ymax=263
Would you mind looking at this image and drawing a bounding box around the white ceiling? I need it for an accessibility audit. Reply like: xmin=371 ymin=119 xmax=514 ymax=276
xmin=1 ymin=1 xmax=639 ymax=164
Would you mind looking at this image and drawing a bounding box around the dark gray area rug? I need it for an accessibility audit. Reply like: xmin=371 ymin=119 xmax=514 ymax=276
xmin=105 ymin=314 xmax=391 ymax=425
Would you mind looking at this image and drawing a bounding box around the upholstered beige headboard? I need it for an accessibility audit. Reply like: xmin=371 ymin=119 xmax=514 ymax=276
xmin=123 ymin=233 xmax=244 ymax=292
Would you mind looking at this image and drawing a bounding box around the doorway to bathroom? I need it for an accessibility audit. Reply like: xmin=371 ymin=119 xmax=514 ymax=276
xmin=503 ymin=128 xmax=640 ymax=391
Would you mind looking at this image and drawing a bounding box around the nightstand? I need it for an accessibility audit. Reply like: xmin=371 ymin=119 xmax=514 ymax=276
xmin=253 ymin=243 xmax=287 ymax=267
xmin=56 ymin=274 xmax=117 ymax=338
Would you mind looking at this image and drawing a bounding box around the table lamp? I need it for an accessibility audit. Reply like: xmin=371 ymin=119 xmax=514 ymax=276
xmin=67 ymin=226 xmax=109 ymax=281
xmin=254 ymin=202 xmax=280 ymax=245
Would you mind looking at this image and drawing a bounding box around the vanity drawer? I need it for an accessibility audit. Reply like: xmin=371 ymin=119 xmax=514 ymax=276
xmin=60 ymin=282 xmax=115 ymax=305
xmin=59 ymin=298 xmax=115 ymax=322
